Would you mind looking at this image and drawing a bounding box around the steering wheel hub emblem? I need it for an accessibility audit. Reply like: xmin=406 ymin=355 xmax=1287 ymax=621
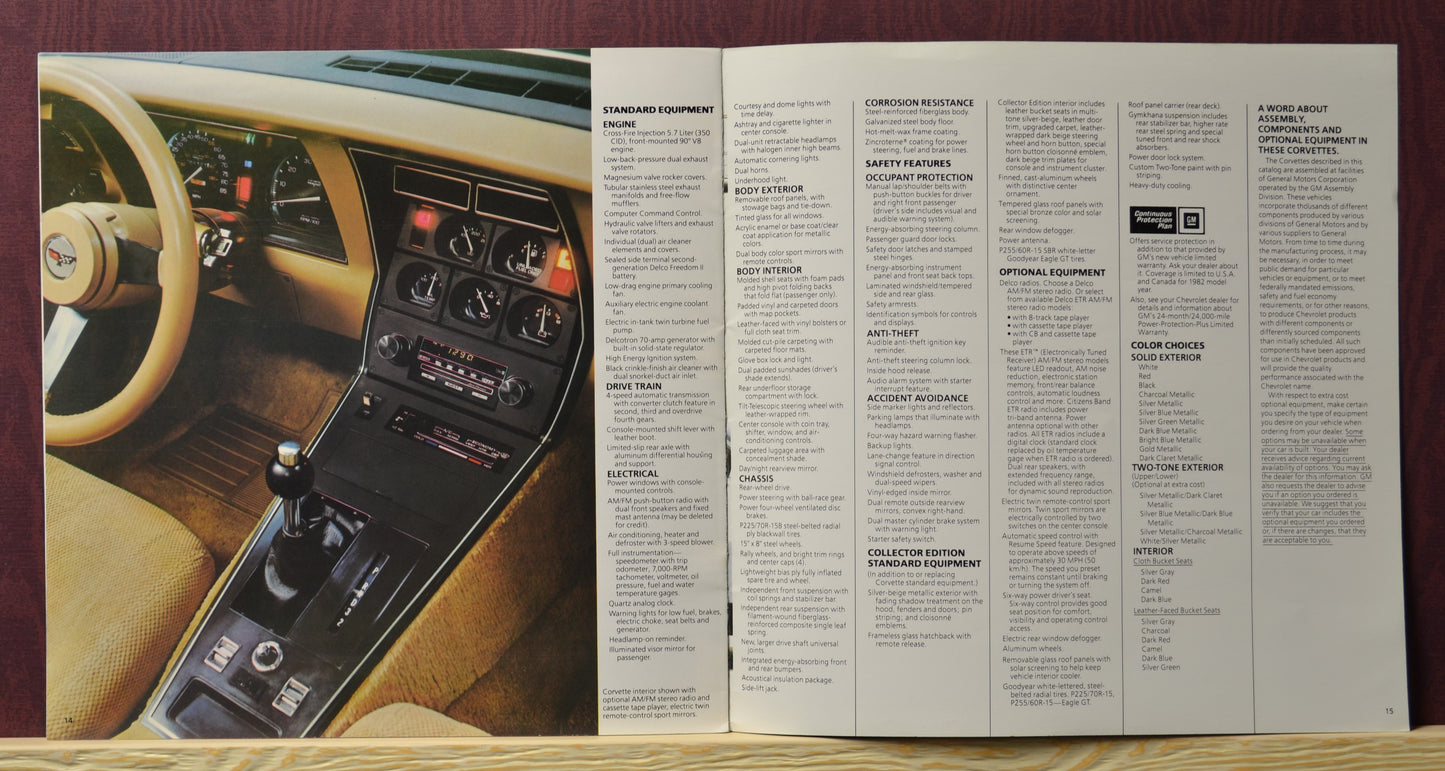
xmin=44 ymin=233 xmax=78 ymax=279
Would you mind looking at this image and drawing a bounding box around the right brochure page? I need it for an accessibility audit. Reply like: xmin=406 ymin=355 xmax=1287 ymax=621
xmin=723 ymin=42 xmax=1405 ymax=737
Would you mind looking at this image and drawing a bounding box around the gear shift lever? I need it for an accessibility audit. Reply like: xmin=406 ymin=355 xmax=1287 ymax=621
xmin=266 ymin=441 xmax=315 ymax=537
xmin=258 ymin=440 xmax=326 ymax=608
xmin=232 ymin=441 xmax=363 ymax=634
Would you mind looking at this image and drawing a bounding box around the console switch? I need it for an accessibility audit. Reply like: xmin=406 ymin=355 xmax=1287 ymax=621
xmin=272 ymin=677 xmax=311 ymax=717
xmin=204 ymin=636 xmax=240 ymax=673
xmin=356 ymin=391 xmax=383 ymax=419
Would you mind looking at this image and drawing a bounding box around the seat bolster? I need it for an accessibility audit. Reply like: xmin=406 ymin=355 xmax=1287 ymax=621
xmin=341 ymin=703 xmax=492 ymax=738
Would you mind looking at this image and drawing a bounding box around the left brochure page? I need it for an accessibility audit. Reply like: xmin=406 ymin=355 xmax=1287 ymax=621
xmin=38 ymin=48 xmax=721 ymax=741
xmin=591 ymin=48 xmax=731 ymax=734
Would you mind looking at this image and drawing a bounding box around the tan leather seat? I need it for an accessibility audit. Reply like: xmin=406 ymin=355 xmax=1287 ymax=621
xmin=340 ymin=703 xmax=491 ymax=738
xmin=45 ymin=454 xmax=215 ymax=740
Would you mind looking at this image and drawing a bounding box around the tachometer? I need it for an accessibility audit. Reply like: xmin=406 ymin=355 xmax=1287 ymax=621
xmin=167 ymin=128 xmax=232 ymax=207
xmin=269 ymin=152 xmax=329 ymax=229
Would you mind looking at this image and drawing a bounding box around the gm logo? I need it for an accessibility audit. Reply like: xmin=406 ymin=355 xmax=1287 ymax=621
xmin=1179 ymin=207 xmax=1205 ymax=235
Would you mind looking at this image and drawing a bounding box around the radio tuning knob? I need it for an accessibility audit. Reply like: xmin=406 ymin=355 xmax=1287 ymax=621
xmin=376 ymin=333 xmax=412 ymax=364
xmin=498 ymin=376 xmax=532 ymax=407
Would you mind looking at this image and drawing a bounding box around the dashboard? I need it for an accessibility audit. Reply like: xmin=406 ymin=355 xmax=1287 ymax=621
xmin=40 ymin=51 xmax=593 ymax=341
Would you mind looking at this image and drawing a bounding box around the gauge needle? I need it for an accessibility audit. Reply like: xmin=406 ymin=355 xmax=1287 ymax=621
xmin=474 ymin=288 xmax=491 ymax=315
xmin=274 ymin=195 xmax=323 ymax=205
xmin=183 ymin=166 xmax=203 ymax=184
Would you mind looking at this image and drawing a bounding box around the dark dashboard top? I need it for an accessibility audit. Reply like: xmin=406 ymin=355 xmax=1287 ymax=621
xmin=54 ymin=50 xmax=592 ymax=131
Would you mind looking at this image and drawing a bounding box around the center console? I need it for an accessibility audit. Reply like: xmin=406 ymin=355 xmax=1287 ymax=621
xmin=140 ymin=148 xmax=591 ymax=738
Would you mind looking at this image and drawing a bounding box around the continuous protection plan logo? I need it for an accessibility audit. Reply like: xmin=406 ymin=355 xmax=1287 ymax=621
xmin=1128 ymin=206 xmax=1205 ymax=235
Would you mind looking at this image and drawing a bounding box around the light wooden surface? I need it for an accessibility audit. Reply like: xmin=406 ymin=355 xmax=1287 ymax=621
xmin=0 ymin=727 xmax=1442 ymax=769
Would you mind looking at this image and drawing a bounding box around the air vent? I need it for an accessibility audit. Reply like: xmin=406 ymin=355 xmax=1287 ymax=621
xmin=414 ymin=66 xmax=467 ymax=85
xmin=329 ymin=55 xmax=590 ymax=110
xmin=331 ymin=56 xmax=386 ymax=72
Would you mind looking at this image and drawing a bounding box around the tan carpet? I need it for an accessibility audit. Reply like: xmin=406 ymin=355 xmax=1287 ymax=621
xmin=51 ymin=295 xmax=357 ymax=563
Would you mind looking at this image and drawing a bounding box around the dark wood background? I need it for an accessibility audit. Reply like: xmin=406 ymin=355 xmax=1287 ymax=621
xmin=3 ymin=0 xmax=1442 ymax=736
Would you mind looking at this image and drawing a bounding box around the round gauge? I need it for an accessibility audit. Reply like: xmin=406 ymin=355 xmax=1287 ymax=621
xmin=450 ymin=278 xmax=502 ymax=327
xmin=269 ymin=153 xmax=329 ymax=229
xmin=396 ymin=261 xmax=443 ymax=309
xmin=167 ymin=129 xmax=232 ymax=207
xmin=437 ymin=217 xmax=488 ymax=263
xmin=491 ymin=228 xmax=550 ymax=281
xmin=507 ymin=295 xmax=565 ymax=347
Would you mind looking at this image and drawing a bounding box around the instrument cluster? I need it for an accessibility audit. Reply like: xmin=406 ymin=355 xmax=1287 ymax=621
xmin=151 ymin=114 xmax=346 ymax=261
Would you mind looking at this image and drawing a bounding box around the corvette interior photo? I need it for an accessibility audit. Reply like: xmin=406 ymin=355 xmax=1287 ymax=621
xmin=39 ymin=49 xmax=596 ymax=739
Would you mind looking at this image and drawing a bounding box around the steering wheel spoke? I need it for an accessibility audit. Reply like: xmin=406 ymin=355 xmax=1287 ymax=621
xmin=42 ymin=306 xmax=90 ymax=402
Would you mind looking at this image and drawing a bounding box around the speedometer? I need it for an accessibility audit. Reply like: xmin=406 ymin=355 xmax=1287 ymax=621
xmin=167 ymin=129 xmax=232 ymax=207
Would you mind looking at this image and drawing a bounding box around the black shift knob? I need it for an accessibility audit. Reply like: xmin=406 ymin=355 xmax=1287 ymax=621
xmin=266 ymin=441 xmax=314 ymax=537
xmin=266 ymin=441 xmax=314 ymax=500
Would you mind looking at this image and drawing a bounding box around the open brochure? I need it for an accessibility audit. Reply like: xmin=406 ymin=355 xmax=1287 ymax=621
xmin=38 ymin=42 xmax=1402 ymax=741
xmin=591 ymin=43 xmax=1405 ymax=737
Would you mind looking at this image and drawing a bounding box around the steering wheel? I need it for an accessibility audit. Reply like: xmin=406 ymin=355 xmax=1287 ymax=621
xmin=41 ymin=59 xmax=199 ymax=447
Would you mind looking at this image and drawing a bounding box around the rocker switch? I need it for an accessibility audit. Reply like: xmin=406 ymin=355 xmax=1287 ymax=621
xmin=204 ymin=636 xmax=240 ymax=673
xmin=272 ymin=677 xmax=311 ymax=717
xmin=356 ymin=391 xmax=383 ymax=419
